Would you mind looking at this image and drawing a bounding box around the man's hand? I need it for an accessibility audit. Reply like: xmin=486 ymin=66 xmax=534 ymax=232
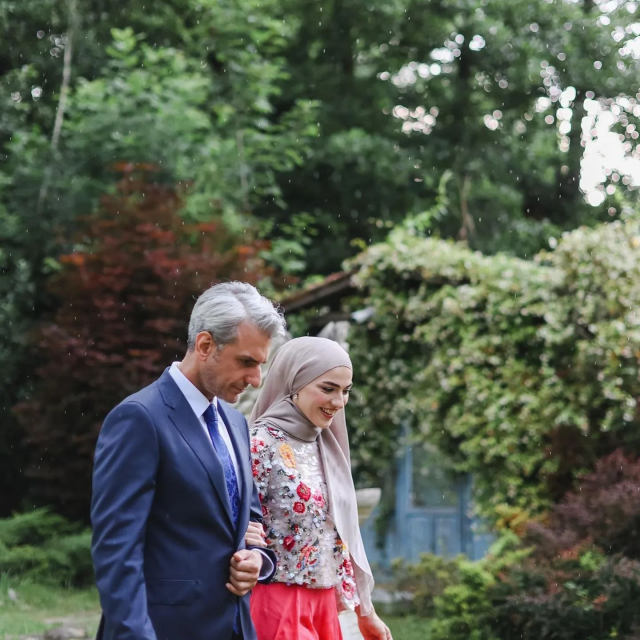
xmin=244 ymin=521 xmax=267 ymax=548
xmin=357 ymin=608 xmax=393 ymax=640
xmin=226 ymin=549 xmax=263 ymax=597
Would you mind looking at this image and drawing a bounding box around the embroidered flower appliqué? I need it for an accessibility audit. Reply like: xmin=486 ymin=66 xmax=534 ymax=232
xmin=297 ymin=482 xmax=311 ymax=501
xmin=279 ymin=443 xmax=297 ymax=468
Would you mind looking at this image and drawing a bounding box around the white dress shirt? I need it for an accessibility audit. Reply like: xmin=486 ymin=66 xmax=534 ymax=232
xmin=168 ymin=362 xmax=273 ymax=577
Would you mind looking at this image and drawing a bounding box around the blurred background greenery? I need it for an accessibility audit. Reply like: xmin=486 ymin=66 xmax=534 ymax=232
xmin=3 ymin=0 xmax=640 ymax=638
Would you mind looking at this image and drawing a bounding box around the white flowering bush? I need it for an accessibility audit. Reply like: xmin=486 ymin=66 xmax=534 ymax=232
xmin=346 ymin=219 xmax=640 ymax=522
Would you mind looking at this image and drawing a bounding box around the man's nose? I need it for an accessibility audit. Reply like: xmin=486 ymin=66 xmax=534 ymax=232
xmin=247 ymin=366 xmax=262 ymax=389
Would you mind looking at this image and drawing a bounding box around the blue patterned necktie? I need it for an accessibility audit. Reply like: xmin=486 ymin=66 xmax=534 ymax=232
xmin=203 ymin=404 xmax=240 ymax=526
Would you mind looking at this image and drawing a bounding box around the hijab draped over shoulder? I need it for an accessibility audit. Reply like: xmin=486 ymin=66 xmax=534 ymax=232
xmin=249 ymin=336 xmax=375 ymax=615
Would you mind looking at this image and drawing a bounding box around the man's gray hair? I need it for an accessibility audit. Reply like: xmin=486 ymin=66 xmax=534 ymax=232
xmin=187 ymin=282 xmax=286 ymax=350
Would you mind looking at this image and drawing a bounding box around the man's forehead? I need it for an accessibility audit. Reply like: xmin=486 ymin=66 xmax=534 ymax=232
xmin=229 ymin=337 xmax=270 ymax=362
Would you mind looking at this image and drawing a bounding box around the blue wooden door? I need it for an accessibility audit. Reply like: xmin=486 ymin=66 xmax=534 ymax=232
xmin=400 ymin=441 xmax=470 ymax=560
xmin=361 ymin=438 xmax=492 ymax=566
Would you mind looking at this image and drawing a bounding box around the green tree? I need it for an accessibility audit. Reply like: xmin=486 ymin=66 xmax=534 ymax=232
xmin=266 ymin=0 xmax=640 ymax=272
xmin=0 ymin=0 xmax=315 ymax=513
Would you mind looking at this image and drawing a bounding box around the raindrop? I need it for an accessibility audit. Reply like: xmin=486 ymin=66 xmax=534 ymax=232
xmin=469 ymin=35 xmax=485 ymax=51
xmin=484 ymin=115 xmax=499 ymax=131
xmin=37 ymin=30 xmax=45 ymax=39
xmin=11 ymin=92 xmax=21 ymax=103
xmin=31 ymin=86 xmax=42 ymax=99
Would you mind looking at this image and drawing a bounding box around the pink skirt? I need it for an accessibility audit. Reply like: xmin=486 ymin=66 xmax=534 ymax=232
xmin=251 ymin=583 xmax=344 ymax=640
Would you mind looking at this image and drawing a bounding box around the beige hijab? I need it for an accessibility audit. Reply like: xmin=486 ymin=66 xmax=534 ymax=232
xmin=249 ymin=336 xmax=375 ymax=614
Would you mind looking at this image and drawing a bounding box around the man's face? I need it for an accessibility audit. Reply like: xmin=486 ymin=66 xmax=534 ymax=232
xmin=199 ymin=322 xmax=271 ymax=403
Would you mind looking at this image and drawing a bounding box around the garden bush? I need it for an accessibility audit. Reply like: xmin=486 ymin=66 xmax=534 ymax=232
xmin=347 ymin=219 xmax=640 ymax=523
xmin=14 ymin=172 xmax=275 ymax=520
xmin=423 ymin=453 xmax=640 ymax=640
xmin=0 ymin=509 xmax=93 ymax=587
xmin=490 ymin=551 xmax=640 ymax=640
xmin=426 ymin=533 xmax=524 ymax=640
xmin=525 ymin=449 xmax=640 ymax=561
xmin=390 ymin=553 xmax=461 ymax=617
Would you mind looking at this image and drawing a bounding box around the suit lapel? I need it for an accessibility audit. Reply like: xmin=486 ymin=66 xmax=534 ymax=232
xmin=218 ymin=401 xmax=252 ymax=543
xmin=158 ymin=371 xmax=235 ymax=528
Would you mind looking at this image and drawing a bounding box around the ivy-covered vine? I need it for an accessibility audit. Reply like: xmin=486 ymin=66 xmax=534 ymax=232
xmin=345 ymin=219 xmax=640 ymax=523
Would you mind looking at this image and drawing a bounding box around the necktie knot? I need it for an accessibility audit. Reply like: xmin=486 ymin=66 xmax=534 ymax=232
xmin=203 ymin=404 xmax=218 ymax=431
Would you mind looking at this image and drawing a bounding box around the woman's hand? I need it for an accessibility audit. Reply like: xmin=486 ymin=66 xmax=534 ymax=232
xmin=356 ymin=608 xmax=393 ymax=640
xmin=244 ymin=521 xmax=267 ymax=548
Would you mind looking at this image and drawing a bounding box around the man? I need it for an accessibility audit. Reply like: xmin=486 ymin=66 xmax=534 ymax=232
xmin=91 ymin=282 xmax=285 ymax=640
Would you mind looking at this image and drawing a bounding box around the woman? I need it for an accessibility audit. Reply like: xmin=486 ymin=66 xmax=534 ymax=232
xmin=247 ymin=336 xmax=392 ymax=640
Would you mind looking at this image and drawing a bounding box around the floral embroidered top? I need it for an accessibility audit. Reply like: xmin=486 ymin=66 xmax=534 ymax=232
xmin=250 ymin=423 xmax=360 ymax=611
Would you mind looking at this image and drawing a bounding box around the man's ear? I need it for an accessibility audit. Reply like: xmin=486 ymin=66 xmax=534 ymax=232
xmin=194 ymin=331 xmax=217 ymax=359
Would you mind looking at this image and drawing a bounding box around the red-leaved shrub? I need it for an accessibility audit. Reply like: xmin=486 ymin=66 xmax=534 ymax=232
xmin=15 ymin=172 xmax=274 ymax=519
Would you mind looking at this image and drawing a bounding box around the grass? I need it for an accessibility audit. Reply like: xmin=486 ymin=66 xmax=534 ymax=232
xmin=0 ymin=577 xmax=100 ymax=638
xmin=386 ymin=615 xmax=432 ymax=639
xmin=0 ymin=578 xmax=431 ymax=640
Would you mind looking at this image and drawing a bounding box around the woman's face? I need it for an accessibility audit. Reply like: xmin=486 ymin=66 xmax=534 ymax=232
xmin=292 ymin=366 xmax=353 ymax=429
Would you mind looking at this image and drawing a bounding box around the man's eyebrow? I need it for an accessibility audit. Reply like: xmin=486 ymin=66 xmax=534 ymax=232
xmin=238 ymin=355 xmax=268 ymax=365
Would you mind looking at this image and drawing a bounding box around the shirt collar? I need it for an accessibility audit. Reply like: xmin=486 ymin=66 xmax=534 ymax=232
xmin=169 ymin=362 xmax=217 ymax=419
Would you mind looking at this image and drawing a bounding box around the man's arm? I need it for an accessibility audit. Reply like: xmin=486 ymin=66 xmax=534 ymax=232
xmin=91 ymin=401 xmax=159 ymax=640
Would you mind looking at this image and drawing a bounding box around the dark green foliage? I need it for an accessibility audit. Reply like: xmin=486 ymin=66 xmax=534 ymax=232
xmin=3 ymin=0 xmax=640 ymax=515
xmin=489 ymin=553 xmax=640 ymax=640
xmin=0 ymin=0 xmax=314 ymax=514
xmin=0 ymin=509 xmax=93 ymax=587
xmin=269 ymin=0 xmax=640 ymax=272
xmin=403 ymin=453 xmax=640 ymax=640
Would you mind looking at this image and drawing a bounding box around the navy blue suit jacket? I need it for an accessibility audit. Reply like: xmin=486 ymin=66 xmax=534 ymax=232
xmin=91 ymin=369 xmax=276 ymax=640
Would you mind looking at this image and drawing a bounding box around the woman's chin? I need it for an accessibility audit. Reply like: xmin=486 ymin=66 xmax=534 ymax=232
xmin=314 ymin=415 xmax=334 ymax=429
